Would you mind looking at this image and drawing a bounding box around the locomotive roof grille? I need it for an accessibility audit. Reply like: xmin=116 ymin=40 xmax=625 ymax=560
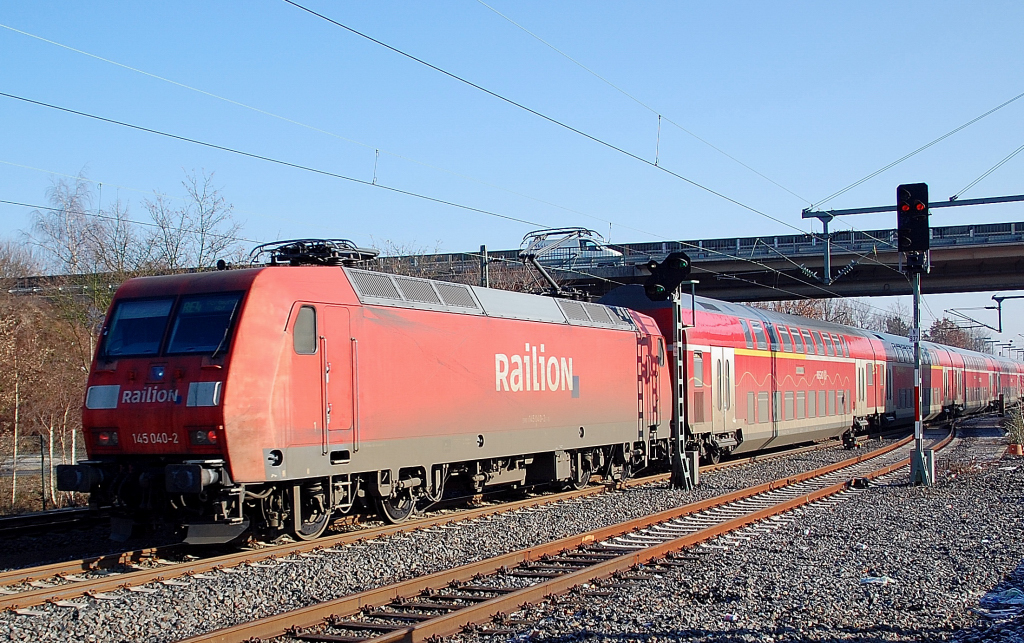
xmin=558 ymin=299 xmax=590 ymax=322
xmin=250 ymin=238 xmax=380 ymax=267
xmin=345 ymin=268 xmax=633 ymax=330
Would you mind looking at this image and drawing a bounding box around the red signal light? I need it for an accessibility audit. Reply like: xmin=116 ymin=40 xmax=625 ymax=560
xmin=916 ymin=202 xmax=926 ymax=211
xmin=900 ymin=204 xmax=910 ymax=211
xmin=190 ymin=428 xmax=219 ymax=445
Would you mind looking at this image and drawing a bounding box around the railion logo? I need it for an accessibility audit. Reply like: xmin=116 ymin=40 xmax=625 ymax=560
xmin=121 ymin=387 xmax=182 ymax=404
xmin=495 ymin=343 xmax=578 ymax=397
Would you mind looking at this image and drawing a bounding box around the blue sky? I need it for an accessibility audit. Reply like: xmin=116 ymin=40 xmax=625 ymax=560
xmin=1 ymin=1 xmax=1023 ymax=343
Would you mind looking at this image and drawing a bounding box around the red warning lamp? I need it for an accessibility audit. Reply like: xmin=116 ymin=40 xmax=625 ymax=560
xmin=896 ymin=183 xmax=929 ymax=252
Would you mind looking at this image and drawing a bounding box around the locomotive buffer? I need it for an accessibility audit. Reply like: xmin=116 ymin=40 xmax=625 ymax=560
xmin=644 ymin=252 xmax=700 ymax=490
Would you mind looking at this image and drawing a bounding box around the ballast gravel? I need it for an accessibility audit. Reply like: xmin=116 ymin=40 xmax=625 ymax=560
xmin=449 ymin=417 xmax=1024 ymax=643
xmin=0 ymin=430 xmax=1002 ymax=643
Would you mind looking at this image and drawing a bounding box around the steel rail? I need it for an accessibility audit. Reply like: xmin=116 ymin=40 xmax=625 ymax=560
xmin=0 ymin=507 xmax=106 ymax=537
xmin=176 ymin=434 xmax=924 ymax=643
xmin=0 ymin=438 xmax=841 ymax=605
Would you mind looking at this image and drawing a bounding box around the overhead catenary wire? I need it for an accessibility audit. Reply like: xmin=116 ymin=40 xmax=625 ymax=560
xmin=473 ymin=0 xmax=812 ymax=206
xmin=0 ymin=22 xmax=644 ymax=239
xmin=1 ymin=13 xmax=903 ymax=281
xmin=950 ymin=141 xmax=1024 ymax=200
xmin=810 ymin=89 xmax=1024 ymax=211
xmin=0 ymin=90 xmax=909 ymax=313
xmin=282 ymin=0 xmax=809 ymax=233
xmin=0 ymin=91 xmax=549 ymax=230
xmin=6 ymin=193 xmax=910 ymax=319
xmin=0 ymin=198 xmax=262 ymax=245
xmin=474 ymin=0 xmax=913 ymax=267
xmin=281 ymin=0 xmax=908 ymax=285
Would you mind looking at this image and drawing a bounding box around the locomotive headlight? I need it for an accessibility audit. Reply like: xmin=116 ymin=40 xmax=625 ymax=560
xmin=95 ymin=430 xmax=119 ymax=446
xmin=189 ymin=427 xmax=219 ymax=445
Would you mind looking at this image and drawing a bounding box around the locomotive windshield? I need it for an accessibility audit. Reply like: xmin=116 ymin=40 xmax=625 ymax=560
xmin=102 ymin=298 xmax=174 ymax=357
xmin=166 ymin=293 xmax=242 ymax=354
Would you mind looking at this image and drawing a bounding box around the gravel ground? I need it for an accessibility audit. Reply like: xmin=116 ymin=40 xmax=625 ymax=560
xmin=0 ymin=440 xmax=873 ymax=642
xmin=447 ymin=416 xmax=1024 ymax=643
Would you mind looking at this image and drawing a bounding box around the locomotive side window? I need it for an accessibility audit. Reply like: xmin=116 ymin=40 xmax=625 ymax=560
xmin=102 ymin=298 xmax=174 ymax=357
xmin=693 ymin=351 xmax=703 ymax=387
xmin=657 ymin=339 xmax=665 ymax=366
xmin=293 ymin=306 xmax=317 ymax=355
xmin=167 ymin=293 xmax=243 ymax=355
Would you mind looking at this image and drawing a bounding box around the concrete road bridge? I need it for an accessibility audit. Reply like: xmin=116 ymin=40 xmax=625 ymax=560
xmin=398 ymin=220 xmax=1024 ymax=302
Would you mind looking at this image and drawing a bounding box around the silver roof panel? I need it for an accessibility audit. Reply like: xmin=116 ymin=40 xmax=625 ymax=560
xmin=345 ymin=268 xmax=633 ymax=330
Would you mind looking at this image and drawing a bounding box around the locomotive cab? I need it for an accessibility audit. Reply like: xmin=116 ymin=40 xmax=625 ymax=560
xmin=57 ymin=271 xmax=254 ymax=541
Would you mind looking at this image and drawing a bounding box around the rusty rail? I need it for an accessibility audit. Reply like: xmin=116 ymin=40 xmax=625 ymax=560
xmin=177 ymin=434 xmax=927 ymax=643
xmin=0 ymin=437 xmax=843 ymax=608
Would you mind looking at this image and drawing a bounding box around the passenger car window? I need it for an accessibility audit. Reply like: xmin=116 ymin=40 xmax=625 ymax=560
xmin=779 ymin=327 xmax=792 ymax=352
xmin=790 ymin=327 xmax=805 ymax=353
xmin=750 ymin=321 xmax=768 ymax=350
xmin=293 ymin=306 xmax=317 ymax=355
xmin=167 ymin=293 xmax=243 ymax=355
xmin=801 ymin=329 xmax=815 ymax=355
xmin=102 ymin=298 xmax=174 ymax=357
xmin=739 ymin=319 xmax=754 ymax=349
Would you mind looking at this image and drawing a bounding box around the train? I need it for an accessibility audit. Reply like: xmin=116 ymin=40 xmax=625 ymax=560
xmin=56 ymin=240 xmax=1023 ymax=544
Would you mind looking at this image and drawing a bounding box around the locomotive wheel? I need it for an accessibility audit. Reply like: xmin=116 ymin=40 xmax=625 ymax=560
xmin=291 ymin=483 xmax=331 ymax=541
xmin=568 ymin=451 xmax=593 ymax=490
xmin=377 ymin=491 xmax=416 ymax=523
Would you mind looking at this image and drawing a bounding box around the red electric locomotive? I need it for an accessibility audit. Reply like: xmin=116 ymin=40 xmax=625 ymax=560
xmin=58 ymin=241 xmax=672 ymax=543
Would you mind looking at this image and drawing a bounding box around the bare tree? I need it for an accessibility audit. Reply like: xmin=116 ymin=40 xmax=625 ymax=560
xmin=145 ymin=171 xmax=242 ymax=271
xmin=90 ymin=198 xmax=151 ymax=275
xmin=183 ymin=171 xmax=241 ymax=268
xmin=30 ymin=175 xmax=99 ymax=274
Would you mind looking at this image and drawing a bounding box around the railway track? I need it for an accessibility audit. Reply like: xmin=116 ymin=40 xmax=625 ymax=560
xmin=0 ymin=506 xmax=107 ymax=538
xmin=177 ymin=430 xmax=950 ymax=643
xmin=0 ymin=438 xmax=845 ymax=614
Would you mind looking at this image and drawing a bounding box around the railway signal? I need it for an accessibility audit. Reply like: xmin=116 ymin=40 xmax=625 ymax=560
xmin=896 ymin=182 xmax=934 ymax=486
xmin=896 ymin=182 xmax=930 ymax=252
xmin=643 ymin=251 xmax=692 ymax=301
